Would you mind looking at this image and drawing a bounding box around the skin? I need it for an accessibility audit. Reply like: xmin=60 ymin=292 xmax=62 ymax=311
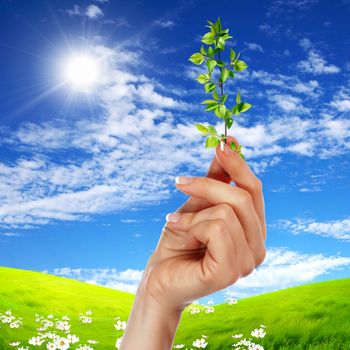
xmin=119 ymin=136 xmax=267 ymax=350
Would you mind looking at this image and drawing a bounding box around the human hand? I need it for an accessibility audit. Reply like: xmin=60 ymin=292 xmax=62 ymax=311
xmin=142 ymin=135 xmax=266 ymax=312
xmin=119 ymin=135 xmax=266 ymax=350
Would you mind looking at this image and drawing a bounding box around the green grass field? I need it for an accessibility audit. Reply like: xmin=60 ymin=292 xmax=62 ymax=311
xmin=0 ymin=266 xmax=349 ymax=349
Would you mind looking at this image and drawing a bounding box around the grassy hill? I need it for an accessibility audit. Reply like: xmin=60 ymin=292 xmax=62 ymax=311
xmin=0 ymin=267 xmax=349 ymax=349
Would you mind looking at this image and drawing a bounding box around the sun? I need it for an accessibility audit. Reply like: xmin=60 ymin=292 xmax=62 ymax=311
xmin=63 ymin=54 xmax=99 ymax=92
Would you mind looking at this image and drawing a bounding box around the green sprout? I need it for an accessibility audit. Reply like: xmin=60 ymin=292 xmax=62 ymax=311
xmin=189 ymin=17 xmax=252 ymax=160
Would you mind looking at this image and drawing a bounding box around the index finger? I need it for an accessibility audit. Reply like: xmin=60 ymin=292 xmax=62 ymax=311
xmin=175 ymin=153 xmax=231 ymax=214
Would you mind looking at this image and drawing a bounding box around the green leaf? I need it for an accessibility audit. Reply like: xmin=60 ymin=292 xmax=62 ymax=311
xmin=189 ymin=53 xmax=205 ymax=65
xmin=207 ymin=125 xmax=217 ymax=134
xmin=213 ymin=89 xmax=220 ymax=100
xmin=202 ymin=32 xmax=215 ymax=45
xmin=195 ymin=123 xmax=208 ymax=133
xmin=195 ymin=73 xmax=210 ymax=84
xmin=217 ymin=37 xmax=225 ymax=50
xmin=221 ymin=68 xmax=230 ymax=82
xmin=204 ymin=103 xmax=219 ymax=111
xmin=201 ymin=99 xmax=217 ymax=104
xmin=206 ymin=20 xmax=216 ymax=34
xmin=232 ymin=102 xmax=244 ymax=115
xmin=226 ymin=118 xmax=233 ymax=129
xmin=229 ymin=141 xmax=237 ymax=151
xmin=230 ymin=48 xmax=236 ymax=62
xmin=206 ymin=59 xmax=217 ymax=72
xmin=205 ymin=136 xmax=220 ymax=148
xmin=207 ymin=46 xmax=214 ymax=58
xmin=215 ymin=17 xmax=222 ymax=33
xmin=215 ymin=104 xmax=227 ymax=118
xmin=225 ymin=109 xmax=232 ymax=118
xmin=221 ymin=94 xmax=228 ymax=103
xmin=222 ymin=34 xmax=233 ymax=40
xmin=228 ymin=70 xmax=235 ymax=78
xmin=204 ymin=82 xmax=216 ymax=93
xmin=216 ymin=60 xmax=225 ymax=68
xmin=206 ymin=20 xmax=215 ymax=28
xmin=236 ymin=90 xmax=241 ymax=104
xmin=240 ymin=103 xmax=252 ymax=113
xmin=234 ymin=60 xmax=248 ymax=72
xmin=200 ymin=45 xmax=207 ymax=55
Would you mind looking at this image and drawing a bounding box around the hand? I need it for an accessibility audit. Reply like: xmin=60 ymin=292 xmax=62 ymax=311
xmin=143 ymin=142 xmax=266 ymax=310
xmin=119 ymin=135 xmax=267 ymax=350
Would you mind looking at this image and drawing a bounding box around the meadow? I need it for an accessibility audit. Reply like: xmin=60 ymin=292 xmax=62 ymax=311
xmin=0 ymin=267 xmax=349 ymax=349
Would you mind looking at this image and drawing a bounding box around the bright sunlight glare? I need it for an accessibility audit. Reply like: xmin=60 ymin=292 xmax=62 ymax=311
xmin=64 ymin=54 xmax=99 ymax=91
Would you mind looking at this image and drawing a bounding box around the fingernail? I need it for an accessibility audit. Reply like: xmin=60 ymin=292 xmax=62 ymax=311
xmin=220 ymin=140 xmax=225 ymax=151
xmin=166 ymin=213 xmax=181 ymax=223
xmin=221 ymin=142 xmax=233 ymax=156
xmin=175 ymin=176 xmax=194 ymax=185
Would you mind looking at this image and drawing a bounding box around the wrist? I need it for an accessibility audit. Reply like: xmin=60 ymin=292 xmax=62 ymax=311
xmin=119 ymin=279 xmax=183 ymax=350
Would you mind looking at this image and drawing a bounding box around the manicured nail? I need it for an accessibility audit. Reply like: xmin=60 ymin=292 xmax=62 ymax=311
xmin=175 ymin=176 xmax=194 ymax=185
xmin=166 ymin=213 xmax=181 ymax=223
xmin=221 ymin=142 xmax=233 ymax=156
xmin=220 ymin=140 xmax=225 ymax=151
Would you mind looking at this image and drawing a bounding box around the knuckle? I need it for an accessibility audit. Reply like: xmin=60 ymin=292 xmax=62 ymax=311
xmin=215 ymin=203 xmax=234 ymax=222
xmin=240 ymin=256 xmax=256 ymax=278
xmin=254 ymin=246 xmax=267 ymax=267
xmin=252 ymin=177 xmax=263 ymax=194
xmin=200 ymin=176 xmax=211 ymax=190
xmin=209 ymin=219 xmax=227 ymax=237
xmin=236 ymin=188 xmax=253 ymax=208
xmin=224 ymin=269 xmax=239 ymax=287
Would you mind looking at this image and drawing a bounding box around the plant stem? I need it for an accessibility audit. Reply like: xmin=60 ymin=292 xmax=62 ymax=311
xmin=218 ymin=49 xmax=230 ymax=180
xmin=217 ymin=50 xmax=227 ymax=145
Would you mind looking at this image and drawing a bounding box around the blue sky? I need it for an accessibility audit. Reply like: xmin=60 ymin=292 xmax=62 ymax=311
xmin=0 ymin=0 xmax=349 ymax=304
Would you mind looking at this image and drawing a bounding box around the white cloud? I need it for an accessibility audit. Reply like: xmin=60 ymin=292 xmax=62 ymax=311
xmin=223 ymin=247 xmax=350 ymax=298
xmin=321 ymin=118 xmax=350 ymax=140
xmin=271 ymin=217 xmax=350 ymax=241
xmin=244 ymin=42 xmax=264 ymax=53
xmin=266 ymin=0 xmax=319 ymax=18
xmin=136 ymin=83 xmax=191 ymax=110
xmin=293 ymin=80 xmax=319 ymax=95
xmin=299 ymin=38 xmax=312 ymax=51
xmin=50 ymin=267 xmax=144 ymax=294
xmin=258 ymin=23 xmax=281 ymax=36
xmin=85 ymin=5 xmax=104 ymax=18
xmin=331 ymin=100 xmax=350 ymax=112
xmin=120 ymin=219 xmax=144 ymax=223
xmin=65 ymin=4 xmax=104 ymax=19
xmin=244 ymin=70 xmax=322 ymax=98
xmin=286 ymin=141 xmax=315 ymax=156
xmin=248 ymin=157 xmax=281 ymax=174
xmin=153 ymin=19 xmax=175 ymax=28
xmin=269 ymin=94 xmax=310 ymax=113
xmin=330 ymin=85 xmax=350 ymax=112
xmin=0 ymin=232 xmax=22 ymax=237
xmin=298 ymin=50 xmax=340 ymax=75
